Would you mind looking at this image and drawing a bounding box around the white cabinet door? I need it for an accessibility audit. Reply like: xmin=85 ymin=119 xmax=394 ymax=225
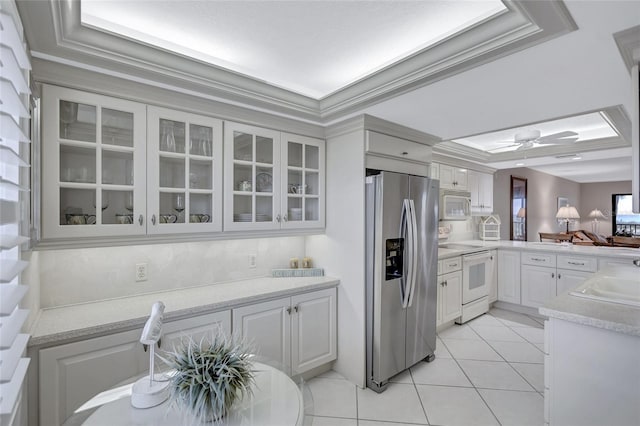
xmin=556 ymin=269 xmax=593 ymax=295
xmin=224 ymin=122 xmax=282 ymax=231
xmin=468 ymin=171 xmax=493 ymax=214
xmin=521 ymin=264 xmax=556 ymax=308
xmin=430 ymin=162 xmax=440 ymax=180
xmin=281 ymin=133 xmax=325 ymax=229
xmin=147 ymin=106 xmax=223 ymax=234
xmin=39 ymin=310 xmax=230 ymax=425
xmin=42 ymin=85 xmax=147 ymax=239
xmin=291 ymin=288 xmax=336 ymax=374
xmin=498 ymin=250 xmax=521 ymax=304
xmin=489 ymin=250 xmax=498 ymax=303
xmin=439 ymin=164 xmax=468 ymax=190
xmin=232 ymin=297 xmax=291 ymax=372
xmin=442 ymin=271 xmax=462 ymax=323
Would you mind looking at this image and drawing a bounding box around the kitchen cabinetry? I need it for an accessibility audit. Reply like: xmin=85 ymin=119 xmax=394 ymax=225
xmin=41 ymin=85 xmax=224 ymax=239
xmin=520 ymin=252 xmax=596 ymax=308
xmin=232 ymin=287 xmax=336 ymax=375
xmin=146 ymin=106 xmax=223 ymax=233
xmin=467 ymin=170 xmax=494 ymax=214
xmin=224 ymin=122 xmax=325 ymax=231
xmin=498 ymin=250 xmax=521 ymax=304
xmin=430 ymin=162 xmax=440 ymax=180
xmin=488 ymin=249 xmax=498 ymax=303
xmin=436 ymin=257 xmax=462 ymax=326
xmin=438 ymin=164 xmax=468 ymax=190
xmin=38 ymin=310 xmax=231 ymax=425
xmin=42 ymin=85 xmax=147 ymax=239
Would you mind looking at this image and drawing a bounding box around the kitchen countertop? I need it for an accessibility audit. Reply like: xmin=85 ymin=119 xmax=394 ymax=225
xmin=29 ymin=276 xmax=339 ymax=347
xmin=539 ymin=266 xmax=640 ymax=337
xmin=437 ymin=239 xmax=640 ymax=260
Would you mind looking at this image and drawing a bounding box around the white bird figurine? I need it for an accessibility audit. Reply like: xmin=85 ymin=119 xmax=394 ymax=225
xmin=140 ymin=301 xmax=165 ymax=345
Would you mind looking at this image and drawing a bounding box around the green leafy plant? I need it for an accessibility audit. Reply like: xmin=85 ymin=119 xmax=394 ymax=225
xmin=161 ymin=332 xmax=255 ymax=423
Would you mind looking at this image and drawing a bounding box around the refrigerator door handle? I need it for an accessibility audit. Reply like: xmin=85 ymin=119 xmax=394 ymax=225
xmin=406 ymin=199 xmax=418 ymax=307
xmin=401 ymin=199 xmax=413 ymax=308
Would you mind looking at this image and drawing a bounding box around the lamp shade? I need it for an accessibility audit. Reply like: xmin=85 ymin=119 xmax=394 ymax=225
xmin=588 ymin=209 xmax=606 ymax=220
xmin=556 ymin=205 xmax=580 ymax=220
xmin=516 ymin=207 xmax=526 ymax=218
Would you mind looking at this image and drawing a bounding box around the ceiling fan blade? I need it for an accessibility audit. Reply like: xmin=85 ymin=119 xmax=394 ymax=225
xmin=536 ymin=137 xmax=579 ymax=145
xmin=487 ymin=144 xmax=519 ymax=152
xmin=536 ymin=131 xmax=578 ymax=143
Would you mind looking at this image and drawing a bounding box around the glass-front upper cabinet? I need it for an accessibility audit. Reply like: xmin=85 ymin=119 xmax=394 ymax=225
xmin=224 ymin=122 xmax=281 ymax=231
xmin=147 ymin=106 xmax=223 ymax=234
xmin=281 ymin=133 xmax=325 ymax=229
xmin=41 ymin=85 xmax=147 ymax=239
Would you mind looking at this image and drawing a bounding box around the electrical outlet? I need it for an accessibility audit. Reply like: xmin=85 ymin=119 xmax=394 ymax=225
xmin=248 ymin=254 xmax=257 ymax=269
xmin=135 ymin=263 xmax=148 ymax=282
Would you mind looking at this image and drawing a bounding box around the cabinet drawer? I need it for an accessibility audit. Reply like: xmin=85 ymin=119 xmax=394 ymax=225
xmin=522 ymin=252 xmax=556 ymax=267
xmin=557 ymin=255 xmax=596 ymax=272
xmin=441 ymin=256 xmax=462 ymax=273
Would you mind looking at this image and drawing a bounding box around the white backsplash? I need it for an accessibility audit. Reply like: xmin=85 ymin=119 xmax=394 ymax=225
xmin=439 ymin=218 xmax=476 ymax=241
xmin=38 ymin=237 xmax=305 ymax=308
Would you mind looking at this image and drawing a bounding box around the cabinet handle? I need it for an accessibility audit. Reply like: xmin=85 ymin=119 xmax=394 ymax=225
xmin=551 ymin=272 xmax=555 ymax=278
xmin=138 ymin=214 xmax=144 ymax=226
xmin=283 ymin=214 xmax=288 ymax=222
xmin=490 ymin=256 xmax=494 ymax=260
xmin=151 ymin=214 xmax=156 ymax=225
xmin=568 ymin=261 xmax=585 ymax=266
xmin=276 ymin=214 xmax=281 ymax=223
xmin=444 ymin=280 xmax=448 ymax=286
xmin=558 ymin=273 xmax=562 ymax=279
xmin=440 ymin=281 xmax=445 ymax=287
xmin=294 ymin=305 xmax=299 ymax=313
xmin=286 ymin=307 xmax=292 ymax=315
xmin=531 ymin=258 xmax=545 ymax=262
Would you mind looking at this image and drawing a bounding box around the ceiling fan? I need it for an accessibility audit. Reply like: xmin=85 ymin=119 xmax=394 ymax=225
xmin=489 ymin=129 xmax=579 ymax=152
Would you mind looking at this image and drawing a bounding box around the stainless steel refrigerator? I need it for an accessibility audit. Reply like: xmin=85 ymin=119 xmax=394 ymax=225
xmin=365 ymin=171 xmax=439 ymax=393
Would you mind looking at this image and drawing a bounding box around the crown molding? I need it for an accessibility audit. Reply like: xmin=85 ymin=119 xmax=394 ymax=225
xmin=324 ymin=114 xmax=440 ymax=146
xmin=16 ymin=0 xmax=577 ymax=124
xmin=614 ymin=25 xmax=640 ymax=73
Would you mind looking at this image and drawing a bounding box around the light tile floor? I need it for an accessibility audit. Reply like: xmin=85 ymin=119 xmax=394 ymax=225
xmin=306 ymin=308 xmax=546 ymax=426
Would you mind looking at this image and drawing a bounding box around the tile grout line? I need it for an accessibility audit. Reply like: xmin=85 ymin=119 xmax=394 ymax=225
xmin=409 ymin=366 xmax=432 ymax=425
xmin=438 ymin=330 xmax=503 ymax=426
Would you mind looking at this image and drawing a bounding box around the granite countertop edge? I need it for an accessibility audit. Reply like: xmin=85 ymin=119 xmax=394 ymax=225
xmin=539 ymin=293 xmax=640 ymax=337
xmin=29 ymin=276 xmax=339 ymax=348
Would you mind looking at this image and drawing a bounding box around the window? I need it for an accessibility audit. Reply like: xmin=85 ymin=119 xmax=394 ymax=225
xmin=612 ymin=194 xmax=640 ymax=236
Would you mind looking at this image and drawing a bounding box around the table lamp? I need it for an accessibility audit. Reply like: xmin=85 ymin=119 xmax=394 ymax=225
xmin=588 ymin=209 xmax=606 ymax=234
xmin=556 ymin=205 xmax=580 ymax=233
xmin=131 ymin=301 xmax=170 ymax=408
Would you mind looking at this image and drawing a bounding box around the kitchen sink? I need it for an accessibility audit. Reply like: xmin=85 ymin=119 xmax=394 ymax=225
xmin=569 ymin=267 xmax=640 ymax=307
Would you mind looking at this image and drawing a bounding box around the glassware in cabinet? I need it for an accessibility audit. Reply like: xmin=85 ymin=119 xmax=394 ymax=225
xmin=42 ymin=85 xmax=147 ymax=239
xmin=147 ymin=106 xmax=222 ymax=234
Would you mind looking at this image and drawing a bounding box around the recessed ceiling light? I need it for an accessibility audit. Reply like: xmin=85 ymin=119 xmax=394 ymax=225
xmin=572 ymin=155 xmax=582 ymax=160
xmin=516 ymin=162 xmax=524 ymax=166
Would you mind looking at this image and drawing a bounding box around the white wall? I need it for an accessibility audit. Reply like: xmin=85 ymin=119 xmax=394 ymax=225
xmin=306 ymin=129 xmax=366 ymax=387
xmin=37 ymin=237 xmax=305 ymax=308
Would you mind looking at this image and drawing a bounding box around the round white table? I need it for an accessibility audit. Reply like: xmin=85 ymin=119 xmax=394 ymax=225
xmin=74 ymin=362 xmax=304 ymax=426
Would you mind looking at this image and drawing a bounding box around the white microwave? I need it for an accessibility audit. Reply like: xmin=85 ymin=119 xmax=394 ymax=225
xmin=440 ymin=191 xmax=471 ymax=221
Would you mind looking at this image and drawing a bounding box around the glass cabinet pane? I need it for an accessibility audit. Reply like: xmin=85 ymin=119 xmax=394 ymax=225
xmin=60 ymin=100 xmax=96 ymax=142
xmin=101 ymin=190 xmax=134 ymax=225
xmin=102 ymin=108 xmax=134 ymax=148
xmin=190 ymin=124 xmax=213 ymax=157
xmin=288 ymin=197 xmax=302 ymax=222
xmin=189 ymin=159 xmax=212 ymax=190
xmin=159 ymin=119 xmax=185 ymax=153
xmin=234 ymin=164 xmax=252 ymax=192
xmin=159 ymin=157 xmax=185 ymax=188
xmin=102 ymin=150 xmax=134 ymax=185
xmin=305 ymin=145 xmax=319 ymax=169
xmin=256 ymin=196 xmax=273 ymax=222
xmin=256 ymin=136 xmax=273 ymax=164
xmin=288 ymin=142 xmax=303 ymax=167
xmin=233 ymin=194 xmax=253 ymax=222
xmin=60 ymin=188 xmax=96 ymax=225
xmin=60 ymin=145 xmax=96 ymax=183
xmin=305 ymin=171 xmax=319 ymax=196
xmin=256 ymin=167 xmax=273 ymax=193
xmin=159 ymin=192 xmax=183 ymax=224
xmin=306 ymin=198 xmax=319 ymax=221
xmin=189 ymin=193 xmax=212 ymax=223
xmin=234 ymin=132 xmax=252 ymax=161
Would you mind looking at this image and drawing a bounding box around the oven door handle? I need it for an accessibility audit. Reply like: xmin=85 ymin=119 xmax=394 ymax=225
xmin=462 ymin=251 xmax=492 ymax=265
xmin=406 ymin=199 xmax=418 ymax=308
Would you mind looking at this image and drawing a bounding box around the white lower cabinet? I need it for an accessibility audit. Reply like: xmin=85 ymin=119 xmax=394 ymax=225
xmin=556 ymin=269 xmax=592 ymax=295
xmin=38 ymin=310 xmax=230 ymax=425
xmin=488 ymin=250 xmax=498 ymax=303
xmin=436 ymin=257 xmax=462 ymax=326
xmin=498 ymin=250 xmax=521 ymax=304
xmin=521 ymin=265 xmax=556 ymax=308
xmin=232 ymin=287 xmax=336 ymax=375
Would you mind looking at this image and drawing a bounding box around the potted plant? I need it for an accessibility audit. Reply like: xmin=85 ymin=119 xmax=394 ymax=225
xmin=161 ymin=332 xmax=255 ymax=423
